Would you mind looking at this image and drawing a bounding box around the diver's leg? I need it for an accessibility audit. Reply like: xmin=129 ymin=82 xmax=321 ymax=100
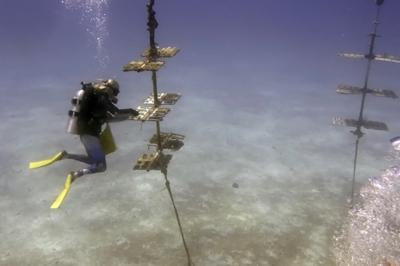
xmin=63 ymin=152 xmax=92 ymax=164
xmin=62 ymin=138 xmax=94 ymax=164
xmin=63 ymin=134 xmax=104 ymax=164
xmin=71 ymin=134 xmax=106 ymax=180
xmin=81 ymin=134 xmax=106 ymax=170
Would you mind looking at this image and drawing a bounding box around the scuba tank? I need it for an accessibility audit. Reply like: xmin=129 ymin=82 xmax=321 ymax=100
xmin=66 ymin=82 xmax=90 ymax=134
xmin=66 ymin=80 xmax=119 ymax=135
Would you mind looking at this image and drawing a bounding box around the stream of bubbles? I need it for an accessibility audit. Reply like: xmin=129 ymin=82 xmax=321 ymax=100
xmin=61 ymin=0 xmax=110 ymax=68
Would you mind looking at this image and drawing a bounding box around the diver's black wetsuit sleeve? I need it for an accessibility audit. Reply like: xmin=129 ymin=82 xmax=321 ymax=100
xmin=98 ymin=94 xmax=138 ymax=116
xmin=106 ymin=108 xmax=139 ymax=123
xmin=107 ymin=103 xmax=139 ymax=117
xmin=105 ymin=100 xmax=120 ymax=115
xmin=99 ymin=94 xmax=139 ymax=122
xmin=117 ymin=108 xmax=139 ymax=116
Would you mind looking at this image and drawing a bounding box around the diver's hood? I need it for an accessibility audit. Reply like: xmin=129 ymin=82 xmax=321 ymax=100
xmin=92 ymin=79 xmax=119 ymax=104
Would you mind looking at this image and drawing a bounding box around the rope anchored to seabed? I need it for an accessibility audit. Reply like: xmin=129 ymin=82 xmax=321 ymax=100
xmin=161 ymin=165 xmax=193 ymax=266
xmin=123 ymin=0 xmax=193 ymax=264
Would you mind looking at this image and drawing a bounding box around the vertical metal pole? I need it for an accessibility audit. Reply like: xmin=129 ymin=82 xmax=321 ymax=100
xmin=147 ymin=0 xmax=162 ymax=152
xmin=350 ymin=6 xmax=382 ymax=206
xmin=145 ymin=1 xmax=192 ymax=264
xmin=357 ymin=7 xmax=380 ymax=126
xmin=152 ymin=70 xmax=163 ymax=151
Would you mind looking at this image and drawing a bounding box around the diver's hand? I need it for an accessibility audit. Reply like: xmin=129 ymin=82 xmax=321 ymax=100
xmin=118 ymin=108 xmax=139 ymax=116
xmin=130 ymin=109 xmax=139 ymax=117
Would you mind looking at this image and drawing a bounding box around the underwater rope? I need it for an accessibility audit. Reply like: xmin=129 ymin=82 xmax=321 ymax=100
xmin=162 ymin=168 xmax=193 ymax=266
xmin=351 ymin=138 xmax=360 ymax=205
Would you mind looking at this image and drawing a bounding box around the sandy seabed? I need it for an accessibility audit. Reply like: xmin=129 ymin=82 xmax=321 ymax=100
xmin=0 ymin=93 xmax=395 ymax=266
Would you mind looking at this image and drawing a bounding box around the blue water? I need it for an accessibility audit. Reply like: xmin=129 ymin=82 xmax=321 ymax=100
xmin=1 ymin=0 xmax=400 ymax=265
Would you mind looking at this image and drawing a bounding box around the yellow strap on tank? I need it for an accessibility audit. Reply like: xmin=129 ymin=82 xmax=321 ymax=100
xmin=50 ymin=174 xmax=72 ymax=209
xmin=29 ymin=151 xmax=64 ymax=169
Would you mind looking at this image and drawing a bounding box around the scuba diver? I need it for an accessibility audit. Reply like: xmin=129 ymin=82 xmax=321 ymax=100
xmin=30 ymin=79 xmax=139 ymax=182
xmin=64 ymin=78 xmax=139 ymax=181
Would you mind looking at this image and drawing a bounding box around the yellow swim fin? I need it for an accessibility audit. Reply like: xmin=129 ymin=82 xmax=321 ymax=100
xmin=29 ymin=151 xmax=65 ymax=169
xmin=50 ymin=174 xmax=72 ymax=209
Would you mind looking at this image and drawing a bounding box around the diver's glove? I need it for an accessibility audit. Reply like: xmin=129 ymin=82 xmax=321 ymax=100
xmin=107 ymin=108 xmax=139 ymax=122
xmin=118 ymin=108 xmax=139 ymax=116
xmin=130 ymin=109 xmax=139 ymax=117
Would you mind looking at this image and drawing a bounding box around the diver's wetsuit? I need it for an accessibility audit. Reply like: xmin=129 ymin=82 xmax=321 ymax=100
xmin=64 ymin=85 xmax=137 ymax=179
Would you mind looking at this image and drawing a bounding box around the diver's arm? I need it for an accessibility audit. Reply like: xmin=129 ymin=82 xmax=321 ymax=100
xmin=105 ymin=100 xmax=120 ymax=115
xmin=118 ymin=108 xmax=139 ymax=116
xmin=107 ymin=106 xmax=139 ymax=122
xmin=98 ymin=93 xmax=139 ymax=122
xmin=107 ymin=110 xmax=138 ymax=122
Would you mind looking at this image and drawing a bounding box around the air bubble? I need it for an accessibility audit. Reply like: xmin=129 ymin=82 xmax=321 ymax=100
xmin=61 ymin=0 xmax=109 ymax=68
